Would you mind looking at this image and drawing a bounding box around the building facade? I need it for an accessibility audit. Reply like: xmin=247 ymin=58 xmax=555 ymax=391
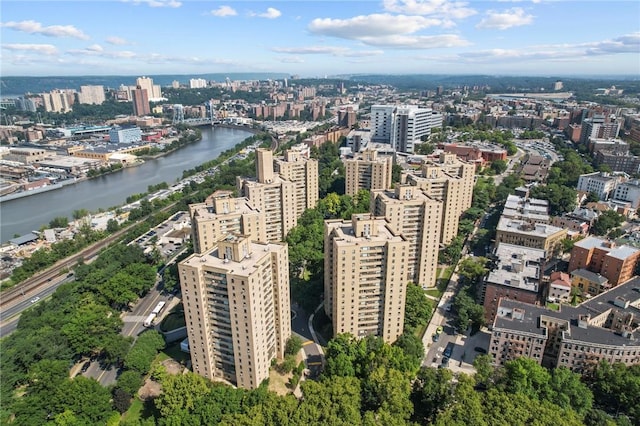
xmin=108 ymin=126 xmax=142 ymax=144
xmin=495 ymin=218 xmax=567 ymax=260
xmin=238 ymin=149 xmax=297 ymax=242
xmin=132 ymin=86 xmax=150 ymax=116
xmin=489 ymin=279 xmax=640 ymax=373
xmin=189 ymin=190 xmax=267 ymax=254
xmin=78 ymin=85 xmax=105 ymax=105
xmin=274 ymin=147 xmax=319 ymax=213
xmin=324 ymin=214 xmax=409 ymax=343
xmin=403 ymin=153 xmax=475 ymax=244
xmin=178 ymin=235 xmax=291 ymax=389
xmin=344 ymin=148 xmax=393 ymax=196
xmin=371 ymin=185 xmax=442 ymax=288
xmin=568 ymin=236 xmax=640 ymax=287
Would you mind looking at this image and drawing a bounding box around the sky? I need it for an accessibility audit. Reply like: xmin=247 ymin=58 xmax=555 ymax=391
xmin=1 ymin=0 xmax=639 ymax=77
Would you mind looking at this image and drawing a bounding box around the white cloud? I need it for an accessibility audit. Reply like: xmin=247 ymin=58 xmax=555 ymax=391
xmin=423 ymin=32 xmax=640 ymax=64
xmin=279 ymin=56 xmax=305 ymax=63
xmin=476 ymin=8 xmax=534 ymax=30
xmin=124 ymin=0 xmax=182 ymax=8
xmin=359 ymin=34 xmax=470 ymax=49
xmin=256 ymin=7 xmax=282 ymax=19
xmin=383 ymin=0 xmax=477 ymax=19
xmin=584 ymin=32 xmax=640 ymax=55
xmin=1 ymin=20 xmax=89 ymax=39
xmin=2 ymin=43 xmax=58 ymax=55
xmin=66 ymin=45 xmax=137 ymax=59
xmin=272 ymin=46 xmax=384 ymax=57
xmin=309 ymin=14 xmax=443 ymax=39
xmin=106 ymin=36 xmax=131 ymax=45
xmin=210 ymin=5 xmax=237 ymax=17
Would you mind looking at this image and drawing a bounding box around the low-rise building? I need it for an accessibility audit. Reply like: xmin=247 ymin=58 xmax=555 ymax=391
xmin=502 ymin=194 xmax=550 ymax=224
xmin=571 ymin=268 xmax=610 ymax=297
xmin=483 ymin=243 xmax=545 ymax=324
xmin=568 ymin=236 xmax=640 ymax=287
xmin=495 ymin=218 xmax=567 ymax=260
xmin=489 ymin=278 xmax=640 ymax=373
xmin=547 ymin=272 xmax=572 ymax=302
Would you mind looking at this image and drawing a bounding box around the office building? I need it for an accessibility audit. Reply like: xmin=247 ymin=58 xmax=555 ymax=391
xmin=179 ymin=234 xmax=291 ymax=389
xmin=613 ymin=180 xmax=640 ymax=209
xmin=579 ymin=115 xmax=621 ymax=146
xmin=324 ymin=214 xmax=409 ymax=343
xmin=483 ymin=243 xmax=545 ymax=324
xmin=108 ymin=126 xmax=142 ymax=144
xmin=237 ymin=149 xmax=297 ymax=242
xmin=344 ymin=148 xmax=393 ymax=196
xmin=77 ymin=85 xmax=106 ymax=105
xmin=132 ymin=86 xmax=150 ymax=116
xmin=568 ymin=236 xmax=640 ymax=287
xmin=391 ymin=106 xmax=443 ymax=153
xmin=189 ymin=190 xmax=267 ymax=254
xmin=576 ymin=172 xmax=624 ymax=200
xmin=495 ymin=218 xmax=567 ymax=260
xmin=274 ymin=147 xmax=319 ymax=213
xmin=371 ymin=185 xmax=442 ymax=288
xmin=370 ymin=105 xmax=442 ymax=153
xmin=489 ymin=278 xmax=640 ymax=373
xmin=403 ymin=153 xmax=475 ymax=244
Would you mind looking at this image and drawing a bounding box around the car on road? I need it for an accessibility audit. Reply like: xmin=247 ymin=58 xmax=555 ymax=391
xmin=30 ymin=297 xmax=40 ymax=304
xmin=475 ymin=346 xmax=487 ymax=354
xmin=80 ymin=361 xmax=90 ymax=373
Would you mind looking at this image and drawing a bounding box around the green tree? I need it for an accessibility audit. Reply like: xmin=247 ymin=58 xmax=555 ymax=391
xmin=403 ymin=283 xmax=433 ymax=332
xmin=154 ymin=372 xmax=211 ymax=419
xmin=457 ymin=257 xmax=489 ymax=284
xmin=72 ymin=209 xmax=89 ymax=220
xmin=490 ymin=159 xmax=508 ymax=174
xmin=284 ymin=335 xmax=303 ymax=356
xmin=49 ymin=216 xmax=69 ymax=228
xmin=473 ymin=354 xmax=494 ymax=387
xmin=411 ymin=367 xmax=454 ymax=424
xmin=116 ymin=370 xmax=144 ymax=396
xmin=591 ymin=210 xmax=624 ymax=236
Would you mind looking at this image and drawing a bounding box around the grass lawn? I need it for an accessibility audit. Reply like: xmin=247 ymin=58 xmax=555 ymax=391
xmin=425 ymin=288 xmax=443 ymax=299
xmin=120 ymin=398 xmax=143 ymax=424
xmin=546 ymin=302 xmax=560 ymax=311
xmin=159 ymin=342 xmax=190 ymax=364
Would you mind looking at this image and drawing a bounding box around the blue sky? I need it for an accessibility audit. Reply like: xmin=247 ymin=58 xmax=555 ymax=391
xmin=1 ymin=0 xmax=639 ymax=77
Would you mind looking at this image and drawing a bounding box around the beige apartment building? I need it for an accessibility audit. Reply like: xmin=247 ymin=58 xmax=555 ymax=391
xmin=489 ymin=277 xmax=640 ymax=373
xmin=344 ymin=148 xmax=393 ymax=196
xmin=274 ymin=147 xmax=319 ymax=213
xmin=495 ymin=217 xmax=567 ymax=259
xmin=403 ymin=153 xmax=475 ymax=245
xmin=324 ymin=214 xmax=409 ymax=343
xmin=189 ymin=190 xmax=266 ymax=254
xmin=371 ymin=184 xmax=442 ymax=289
xmin=238 ymin=149 xmax=297 ymax=242
xmin=178 ymin=234 xmax=291 ymax=389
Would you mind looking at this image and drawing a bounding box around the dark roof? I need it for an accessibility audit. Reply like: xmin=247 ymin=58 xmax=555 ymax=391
xmin=9 ymin=233 xmax=39 ymax=245
xmin=571 ymin=268 xmax=609 ymax=285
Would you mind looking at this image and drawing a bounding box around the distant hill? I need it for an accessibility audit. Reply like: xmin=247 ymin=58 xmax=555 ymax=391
xmin=0 ymin=73 xmax=289 ymax=97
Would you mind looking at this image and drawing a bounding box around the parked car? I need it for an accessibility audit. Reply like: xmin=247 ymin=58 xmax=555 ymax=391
xmin=475 ymin=346 xmax=487 ymax=354
xmin=432 ymin=333 xmax=440 ymax=342
xmin=80 ymin=361 xmax=90 ymax=373
xmin=30 ymin=297 xmax=40 ymax=304
xmin=439 ymin=357 xmax=450 ymax=368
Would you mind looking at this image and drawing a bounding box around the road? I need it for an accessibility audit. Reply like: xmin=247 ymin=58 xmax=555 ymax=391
xmin=291 ymin=302 xmax=325 ymax=379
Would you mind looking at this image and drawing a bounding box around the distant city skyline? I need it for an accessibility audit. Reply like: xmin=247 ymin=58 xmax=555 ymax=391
xmin=1 ymin=0 xmax=639 ymax=77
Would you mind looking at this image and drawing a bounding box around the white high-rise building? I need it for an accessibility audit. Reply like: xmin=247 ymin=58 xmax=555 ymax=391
xmin=370 ymin=105 xmax=442 ymax=153
xmin=136 ymin=76 xmax=163 ymax=101
xmin=78 ymin=85 xmax=105 ymax=105
xmin=189 ymin=78 xmax=208 ymax=89
xmin=370 ymin=105 xmax=396 ymax=143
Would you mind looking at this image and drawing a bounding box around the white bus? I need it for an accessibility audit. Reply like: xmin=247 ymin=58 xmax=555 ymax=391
xmin=143 ymin=313 xmax=156 ymax=328
xmin=151 ymin=301 xmax=166 ymax=315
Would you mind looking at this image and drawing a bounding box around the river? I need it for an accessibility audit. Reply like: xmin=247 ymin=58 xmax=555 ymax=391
xmin=0 ymin=126 xmax=252 ymax=242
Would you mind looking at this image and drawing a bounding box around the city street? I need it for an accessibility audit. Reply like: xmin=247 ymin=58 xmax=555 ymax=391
xmin=291 ymin=302 xmax=325 ymax=378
